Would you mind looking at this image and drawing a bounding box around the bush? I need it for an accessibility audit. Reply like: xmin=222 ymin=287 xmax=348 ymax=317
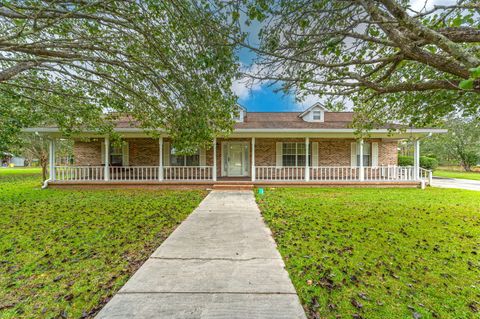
xmin=398 ymin=155 xmax=438 ymax=170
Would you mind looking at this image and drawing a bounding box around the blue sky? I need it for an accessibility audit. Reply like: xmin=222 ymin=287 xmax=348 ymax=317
xmin=232 ymin=0 xmax=451 ymax=113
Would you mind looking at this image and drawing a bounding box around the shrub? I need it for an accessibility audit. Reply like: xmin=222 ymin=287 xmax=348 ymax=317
xmin=397 ymin=155 xmax=438 ymax=170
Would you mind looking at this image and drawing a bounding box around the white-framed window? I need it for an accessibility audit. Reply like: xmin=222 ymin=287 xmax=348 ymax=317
xmin=170 ymin=148 xmax=200 ymax=166
xmin=357 ymin=143 xmax=371 ymax=166
xmin=282 ymin=142 xmax=311 ymax=166
xmin=110 ymin=145 xmax=123 ymax=166
xmin=312 ymin=110 xmax=322 ymax=121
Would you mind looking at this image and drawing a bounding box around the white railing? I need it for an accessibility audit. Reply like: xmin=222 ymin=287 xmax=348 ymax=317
xmin=310 ymin=166 xmax=359 ymax=181
xmin=163 ymin=166 xmax=213 ymax=181
xmin=110 ymin=166 xmax=159 ymax=181
xmin=255 ymin=166 xmax=305 ymax=181
xmin=54 ymin=166 xmax=104 ymax=181
xmin=52 ymin=165 xmax=430 ymax=183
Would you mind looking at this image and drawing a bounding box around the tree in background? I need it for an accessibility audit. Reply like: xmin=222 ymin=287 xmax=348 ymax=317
xmin=0 ymin=1 xmax=238 ymax=152
xmin=228 ymin=0 xmax=479 ymax=128
xmin=422 ymin=117 xmax=480 ymax=171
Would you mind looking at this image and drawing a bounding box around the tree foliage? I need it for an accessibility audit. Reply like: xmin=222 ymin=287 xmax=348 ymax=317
xmin=228 ymin=0 xmax=480 ymax=127
xmin=0 ymin=1 xmax=238 ymax=152
xmin=422 ymin=117 xmax=480 ymax=171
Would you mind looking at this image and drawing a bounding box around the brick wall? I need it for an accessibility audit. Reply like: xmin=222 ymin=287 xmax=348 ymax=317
xmin=73 ymin=138 xmax=398 ymax=169
xmin=74 ymin=139 xmax=102 ymax=165
xmin=127 ymin=138 xmax=159 ymax=166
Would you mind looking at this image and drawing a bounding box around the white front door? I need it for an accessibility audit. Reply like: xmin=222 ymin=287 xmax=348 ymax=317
xmin=223 ymin=142 xmax=249 ymax=177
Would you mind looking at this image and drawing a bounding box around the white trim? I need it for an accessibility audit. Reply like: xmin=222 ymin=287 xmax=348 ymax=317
xmin=371 ymin=142 xmax=379 ymax=166
xmin=414 ymin=139 xmax=420 ymax=180
xmin=350 ymin=142 xmax=357 ymax=167
xmin=298 ymin=102 xmax=328 ymax=118
xmin=359 ymin=139 xmax=364 ymax=181
xmin=122 ymin=141 xmax=129 ymax=166
xmin=251 ymin=137 xmax=255 ymax=182
xmin=213 ymin=138 xmax=217 ymax=181
xmin=311 ymin=142 xmax=319 ymax=166
xmin=305 ymin=137 xmax=310 ymax=181
xmin=49 ymin=139 xmax=55 ymax=181
xmin=21 ymin=127 xmax=448 ymax=134
xmin=104 ymin=137 xmax=110 ymax=181
xmin=159 ymin=137 xmax=163 ymax=181
xmin=221 ymin=141 xmax=249 ymax=177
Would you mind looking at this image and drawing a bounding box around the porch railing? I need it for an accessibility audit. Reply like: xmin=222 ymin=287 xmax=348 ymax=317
xmin=53 ymin=166 xmax=213 ymax=181
xmin=163 ymin=166 xmax=213 ymax=181
xmin=52 ymin=165 xmax=429 ymax=183
xmin=255 ymin=166 xmax=305 ymax=181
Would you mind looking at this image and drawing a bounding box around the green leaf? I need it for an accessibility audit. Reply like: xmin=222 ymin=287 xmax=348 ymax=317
xmin=469 ymin=67 xmax=480 ymax=79
xmin=459 ymin=79 xmax=474 ymax=90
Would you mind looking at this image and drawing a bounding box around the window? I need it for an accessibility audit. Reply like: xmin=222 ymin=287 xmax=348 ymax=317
xmin=170 ymin=147 xmax=200 ymax=166
xmin=110 ymin=146 xmax=123 ymax=166
xmin=312 ymin=110 xmax=322 ymax=121
xmin=282 ymin=142 xmax=311 ymax=166
xmin=356 ymin=142 xmax=371 ymax=166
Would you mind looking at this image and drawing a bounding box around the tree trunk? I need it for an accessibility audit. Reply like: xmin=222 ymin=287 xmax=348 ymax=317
xmin=40 ymin=153 xmax=48 ymax=181
xmin=461 ymin=161 xmax=471 ymax=172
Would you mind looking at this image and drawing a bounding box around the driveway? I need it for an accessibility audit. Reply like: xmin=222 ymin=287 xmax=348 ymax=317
xmin=96 ymin=190 xmax=306 ymax=319
xmin=431 ymin=177 xmax=480 ymax=191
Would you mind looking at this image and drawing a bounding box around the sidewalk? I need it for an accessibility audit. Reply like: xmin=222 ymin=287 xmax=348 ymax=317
xmin=96 ymin=190 xmax=306 ymax=319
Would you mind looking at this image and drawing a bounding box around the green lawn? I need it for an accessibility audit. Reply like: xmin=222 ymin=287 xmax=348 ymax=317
xmin=257 ymin=188 xmax=480 ymax=319
xmin=434 ymin=169 xmax=480 ymax=181
xmin=0 ymin=167 xmax=42 ymax=175
xmin=0 ymin=171 xmax=206 ymax=318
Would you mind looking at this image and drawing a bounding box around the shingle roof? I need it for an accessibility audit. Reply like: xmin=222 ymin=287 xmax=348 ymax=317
xmin=234 ymin=112 xmax=355 ymax=129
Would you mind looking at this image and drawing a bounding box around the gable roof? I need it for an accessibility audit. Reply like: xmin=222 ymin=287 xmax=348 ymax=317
xmin=298 ymin=102 xmax=328 ymax=118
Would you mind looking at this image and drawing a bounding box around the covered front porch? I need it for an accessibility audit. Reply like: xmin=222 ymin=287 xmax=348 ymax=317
xmin=46 ymin=136 xmax=431 ymax=186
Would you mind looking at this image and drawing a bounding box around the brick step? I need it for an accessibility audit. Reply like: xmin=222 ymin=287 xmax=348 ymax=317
xmin=212 ymin=184 xmax=254 ymax=190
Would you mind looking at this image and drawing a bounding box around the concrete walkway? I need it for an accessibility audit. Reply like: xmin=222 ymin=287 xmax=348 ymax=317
xmin=431 ymin=177 xmax=480 ymax=191
xmin=96 ymin=191 xmax=306 ymax=319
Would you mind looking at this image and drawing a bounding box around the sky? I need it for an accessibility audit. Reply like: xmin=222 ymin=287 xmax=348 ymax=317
xmin=232 ymin=0 xmax=453 ymax=113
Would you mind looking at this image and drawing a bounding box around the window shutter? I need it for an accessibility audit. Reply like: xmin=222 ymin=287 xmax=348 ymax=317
xmin=101 ymin=142 xmax=105 ymax=165
xmin=372 ymin=142 xmax=379 ymax=167
xmin=163 ymin=142 xmax=170 ymax=166
xmin=122 ymin=141 xmax=129 ymax=166
xmin=199 ymin=148 xmax=206 ymax=166
xmin=276 ymin=142 xmax=283 ymax=167
xmin=311 ymin=142 xmax=319 ymax=166
xmin=350 ymin=142 xmax=357 ymax=167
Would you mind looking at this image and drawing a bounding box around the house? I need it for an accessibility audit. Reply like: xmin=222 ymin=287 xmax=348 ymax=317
xmin=1 ymin=152 xmax=26 ymax=167
xmin=24 ymin=103 xmax=446 ymax=188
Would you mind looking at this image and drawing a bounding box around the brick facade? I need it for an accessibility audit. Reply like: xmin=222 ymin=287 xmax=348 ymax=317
xmin=73 ymin=138 xmax=398 ymax=171
xmin=73 ymin=139 xmax=102 ymax=165
xmin=127 ymin=138 xmax=160 ymax=166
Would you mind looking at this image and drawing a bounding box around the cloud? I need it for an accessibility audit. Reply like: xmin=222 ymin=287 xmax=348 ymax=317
xmin=231 ymin=63 xmax=264 ymax=101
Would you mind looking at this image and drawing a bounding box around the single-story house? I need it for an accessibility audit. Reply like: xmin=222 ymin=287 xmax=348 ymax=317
xmin=24 ymin=103 xmax=446 ymax=188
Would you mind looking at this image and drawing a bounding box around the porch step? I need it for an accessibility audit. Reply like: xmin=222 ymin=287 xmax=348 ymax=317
xmin=212 ymin=184 xmax=254 ymax=190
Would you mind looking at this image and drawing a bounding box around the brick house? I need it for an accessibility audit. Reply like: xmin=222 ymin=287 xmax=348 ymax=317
xmin=26 ymin=103 xmax=446 ymax=188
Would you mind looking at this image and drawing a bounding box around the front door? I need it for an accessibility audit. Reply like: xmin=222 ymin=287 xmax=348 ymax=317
xmin=227 ymin=143 xmax=244 ymax=176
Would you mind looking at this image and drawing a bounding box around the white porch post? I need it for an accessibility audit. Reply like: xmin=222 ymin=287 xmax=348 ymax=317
xmin=359 ymin=139 xmax=364 ymax=181
xmin=251 ymin=137 xmax=256 ymax=182
xmin=159 ymin=137 xmax=163 ymax=181
xmin=49 ymin=139 xmax=56 ymax=181
xmin=213 ymin=138 xmax=217 ymax=181
xmin=104 ymin=137 xmax=110 ymax=181
xmin=305 ymin=137 xmax=310 ymax=181
xmin=413 ymin=139 xmax=420 ymax=180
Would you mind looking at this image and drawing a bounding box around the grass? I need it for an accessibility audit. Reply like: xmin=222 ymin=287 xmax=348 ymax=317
xmin=0 ymin=171 xmax=206 ymax=318
xmin=434 ymin=169 xmax=480 ymax=181
xmin=256 ymin=188 xmax=480 ymax=319
xmin=0 ymin=167 xmax=42 ymax=175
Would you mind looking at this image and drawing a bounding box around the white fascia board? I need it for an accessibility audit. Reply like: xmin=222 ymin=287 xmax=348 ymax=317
xmin=233 ymin=128 xmax=448 ymax=134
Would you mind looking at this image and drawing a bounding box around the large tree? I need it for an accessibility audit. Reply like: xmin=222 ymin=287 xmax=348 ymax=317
xmin=422 ymin=117 xmax=480 ymax=171
xmin=0 ymin=1 xmax=238 ymax=151
xmin=229 ymin=0 xmax=480 ymax=128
